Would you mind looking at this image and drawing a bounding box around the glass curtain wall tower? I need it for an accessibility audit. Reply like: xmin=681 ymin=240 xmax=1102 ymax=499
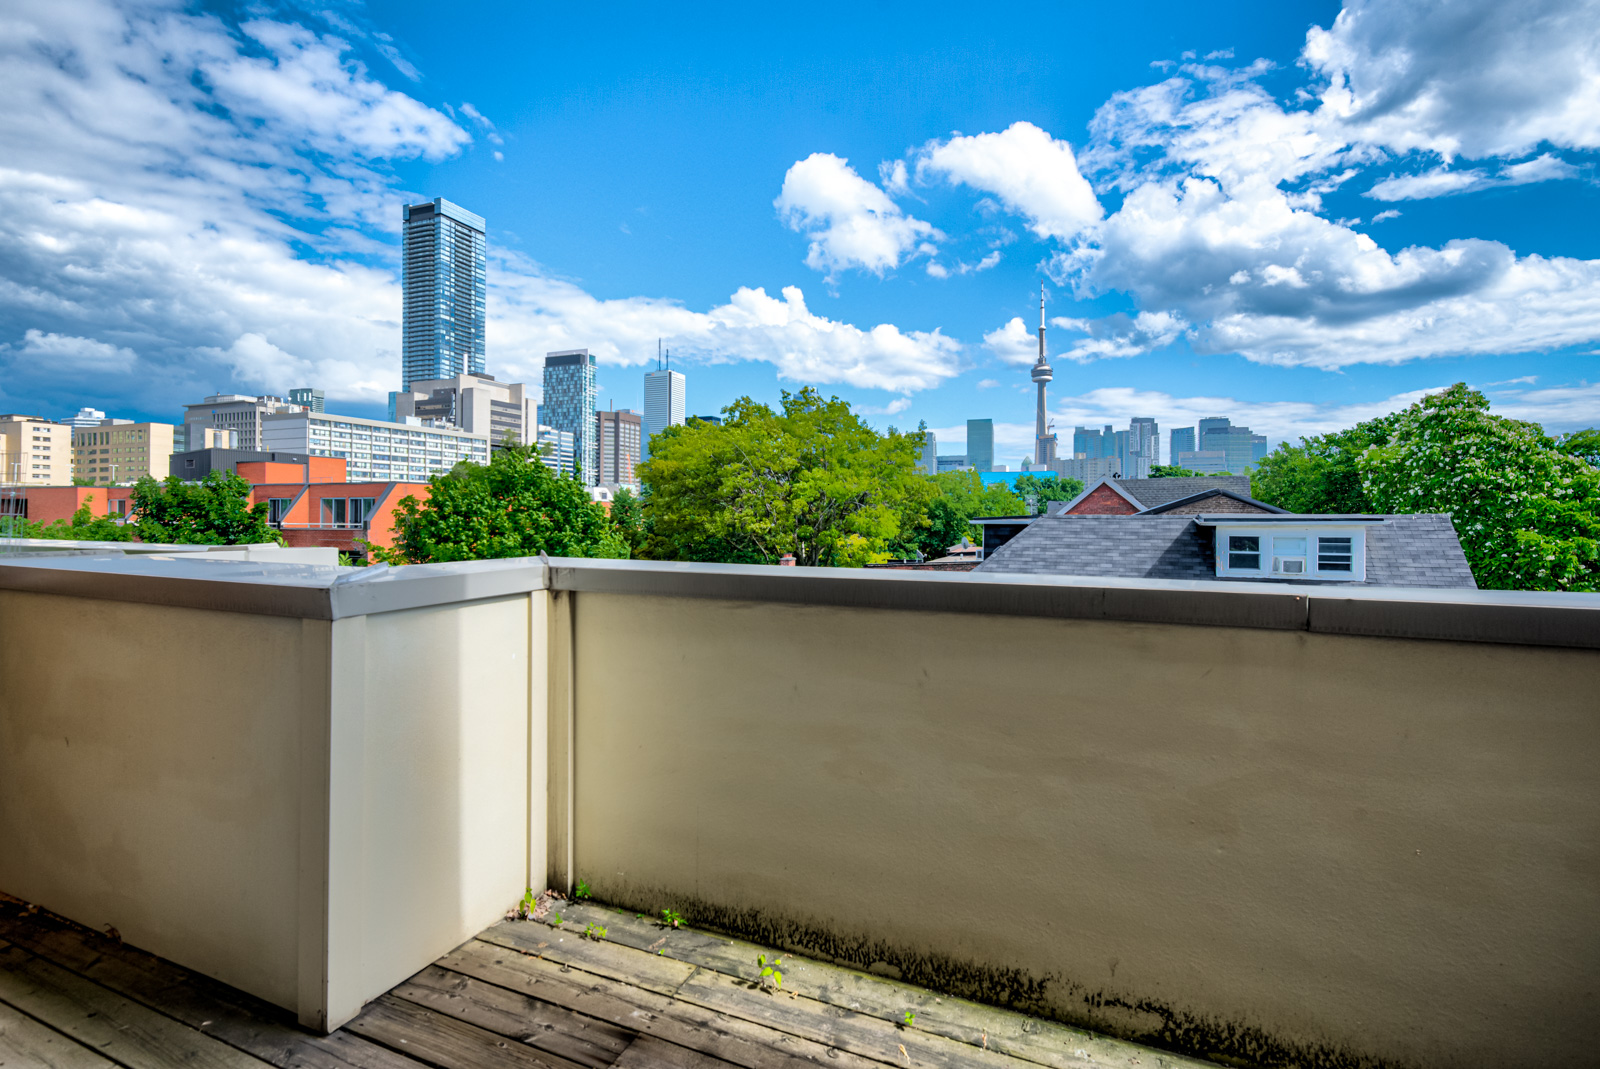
xmin=543 ymin=350 xmax=598 ymax=485
xmin=401 ymin=199 xmax=487 ymax=392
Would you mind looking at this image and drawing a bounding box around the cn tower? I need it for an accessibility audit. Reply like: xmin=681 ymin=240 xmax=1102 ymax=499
xmin=1031 ymin=283 xmax=1055 ymax=466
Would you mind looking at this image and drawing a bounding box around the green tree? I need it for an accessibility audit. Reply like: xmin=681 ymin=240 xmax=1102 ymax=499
xmin=1148 ymin=464 xmax=1207 ymax=478
xmin=1556 ymin=428 xmax=1600 ymax=467
xmin=907 ymin=470 xmax=1025 ymax=560
xmin=638 ymin=387 xmax=924 ymax=566
xmin=130 ymin=471 xmax=280 ymax=545
xmin=1358 ymin=384 xmax=1600 ymax=591
xmin=608 ymin=486 xmax=647 ymax=557
xmin=370 ymin=442 xmax=625 ymax=564
xmin=1251 ymin=411 xmax=1401 ymax=513
xmin=1011 ymin=473 xmax=1084 ymax=516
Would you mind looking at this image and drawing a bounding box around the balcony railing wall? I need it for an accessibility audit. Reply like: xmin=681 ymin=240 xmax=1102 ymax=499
xmin=0 ymin=553 xmax=1596 ymax=1069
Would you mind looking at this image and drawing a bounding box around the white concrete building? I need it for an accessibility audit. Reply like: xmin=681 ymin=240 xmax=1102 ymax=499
xmin=261 ymin=411 xmax=489 ymax=483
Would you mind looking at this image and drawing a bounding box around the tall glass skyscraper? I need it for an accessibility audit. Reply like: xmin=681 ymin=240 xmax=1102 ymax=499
xmin=543 ymin=350 xmax=598 ymax=485
xmin=401 ymin=198 xmax=486 ymax=391
xmin=966 ymin=419 xmax=994 ymax=473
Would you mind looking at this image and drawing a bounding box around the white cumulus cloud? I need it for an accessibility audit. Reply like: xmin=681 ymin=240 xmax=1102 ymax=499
xmin=916 ymin=121 xmax=1102 ymax=240
xmin=775 ymin=153 xmax=939 ymax=278
xmin=1306 ymin=0 xmax=1600 ymax=160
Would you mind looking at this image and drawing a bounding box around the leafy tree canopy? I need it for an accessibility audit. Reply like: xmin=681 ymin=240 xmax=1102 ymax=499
xmin=1148 ymin=464 xmax=1208 ymax=478
xmin=905 ymin=470 xmax=1025 ymax=560
xmin=1358 ymin=383 xmax=1599 ymax=592
xmin=1011 ymin=473 xmax=1084 ymax=515
xmin=371 ymin=442 xmax=625 ymax=564
xmin=638 ymin=387 xmax=923 ymax=567
xmin=1251 ymin=411 xmax=1401 ymax=514
xmin=608 ymin=486 xmax=647 ymax=556
xmin=1557 ymin=427 xmax=1600 ymax=467
xmin=131 ymin=471 xmax=280 ymax=545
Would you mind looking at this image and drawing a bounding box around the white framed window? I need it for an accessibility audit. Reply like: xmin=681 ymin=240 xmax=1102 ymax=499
xmin=1214 ymin=526 xmax=1368 ymax=581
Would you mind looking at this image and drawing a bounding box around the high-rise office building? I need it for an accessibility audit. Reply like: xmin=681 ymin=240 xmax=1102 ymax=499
xmin=63 ymin=408 xmax=108 ymax=429
xmin=918 ymin=424 xmax=937 ymax=475
xmin=536 ymin=425 xmax=577 ymax=478
xmin=642 ymin=367 xmax=686 ymax=462
xmin=597 ymin=408 xmax=643 ymax=488
xmin=289 ymin=388 xmax=325 ymax=413
xmin=1198 ymin=418 xmax=1269 ymax=473
xmin=1121 ymin=417 xmax=1159 ymax=478
xmin=401 ymin=198 xmax=486 ymax=391
xmin=0 ymin=415 xmax=71 ymax=485
xmin=966 ymin=419 xmax=994 ymax=473
xmin=392 ymin=372 xmax=531 ymax=449
xmin=543 ymin=350 xmax=598 ymax=484
xmin=182 ymin=394 xmax=304 ymax=452
xmin=1073 ymin=425 xmax=1114 ymax=460
xmin=1170 ymin=427 xmax=1196 ymax=464
xmin=261 ymin=410 xmax=488 ymax=482
xmin=72 ymin=420 xmax=175 ymax=485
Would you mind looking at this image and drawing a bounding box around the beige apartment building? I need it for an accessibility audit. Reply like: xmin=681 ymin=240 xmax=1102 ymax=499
xmin=72 ymin=421 xmax=176 ymax=485
xmin=0 ymin=415 xmax=71 ymax=485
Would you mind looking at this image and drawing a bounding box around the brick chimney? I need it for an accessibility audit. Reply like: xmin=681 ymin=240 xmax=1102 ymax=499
xmin=778 ymin=553 xmax=796 ymax=567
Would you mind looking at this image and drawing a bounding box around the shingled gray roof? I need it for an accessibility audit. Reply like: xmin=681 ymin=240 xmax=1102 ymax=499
xmin=975 ymin=513 xmax=1477 ymax=588
xmin=1113 ymin=476 xmax=1254 ymax=508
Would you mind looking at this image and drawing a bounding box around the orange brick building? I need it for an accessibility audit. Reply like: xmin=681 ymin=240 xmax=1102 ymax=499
xmin=13 ymin=457 xmax=429 ymax=559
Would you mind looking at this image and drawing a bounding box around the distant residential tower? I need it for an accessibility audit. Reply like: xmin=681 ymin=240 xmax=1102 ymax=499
xmin=543 ymin=350 xmax=599 ymax=484
xmin=401 ymin=198 xmax=486 ymax=391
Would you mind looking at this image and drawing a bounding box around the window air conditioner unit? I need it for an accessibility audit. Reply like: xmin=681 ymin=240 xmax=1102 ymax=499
xmin=1274 ymin=557 xmax=1305 ymax=574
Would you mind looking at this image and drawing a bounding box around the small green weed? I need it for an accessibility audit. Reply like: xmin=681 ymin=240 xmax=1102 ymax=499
xmin=757 ymin=953 xmax=783 ymax=992
xmin=550 ymin=911 xmax=563 ymax=926
xmin=583 ymin=923 xmax=608 ymax=941
xmin=903 ymin=1011 xmax=916 ymax=1027
xmin=661 ymin=908 xmax=684 ymax=929
xmin=575 ymin=880 xmax=592 ymax=899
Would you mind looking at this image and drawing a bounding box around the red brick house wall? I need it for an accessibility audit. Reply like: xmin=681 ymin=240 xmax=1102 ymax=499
xmin=1065 ymin=484 xmax=1140 ymax=515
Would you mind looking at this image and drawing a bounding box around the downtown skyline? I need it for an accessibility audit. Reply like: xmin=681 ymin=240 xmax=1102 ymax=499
xmin=1 ymin=0 xmax=1597 ymax=464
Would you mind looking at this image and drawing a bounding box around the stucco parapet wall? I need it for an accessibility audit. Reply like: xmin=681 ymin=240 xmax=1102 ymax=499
xmin=0 ymin=554 xmax=549 ymax=620
xmin=2 ymin=553 xmax=1598 ymax=647
xmin=546 ymin=558 xmax=1600 ymax=648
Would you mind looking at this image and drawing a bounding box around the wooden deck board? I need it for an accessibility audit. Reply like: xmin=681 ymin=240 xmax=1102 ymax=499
xmin=0 ymin=899 xmax=427 ymax=1069
xmin=536 ymin=903 xmax=1212 ymax=1069
xmin=346 ymin=994 xmax=588 ymax=1069
xmin=438 ymin=940 xmax=883 ymax=1069
xmin=0 ymin=891 xmax=1216 ymax=1069
xmin=0 ymin=1000 xmax=120 ymax=1069
xmin=0 ymin=944 xmax=274 ymax=1069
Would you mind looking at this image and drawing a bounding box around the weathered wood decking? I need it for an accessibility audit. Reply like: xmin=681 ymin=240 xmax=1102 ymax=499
xmin=0 ymin=894 xmax=1207 ymax=1069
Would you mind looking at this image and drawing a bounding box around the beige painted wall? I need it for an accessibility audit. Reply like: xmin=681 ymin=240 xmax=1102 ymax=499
xmin=0 ymin=589 xmax=324 ymax=1009
xmin=0 ymin=585 xmax=548 ymax=1032
xmin=569 ymin=593 xmax=1600 ymax=1069
xmin=322 ymin=593 xmax=540 ymax=1030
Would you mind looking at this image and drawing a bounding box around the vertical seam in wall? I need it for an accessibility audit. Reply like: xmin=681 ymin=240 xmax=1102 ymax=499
xmin=566 ymin=591 xmax=576 ymax=897
xmin=526 ymin=592 xmax=534 ymax=894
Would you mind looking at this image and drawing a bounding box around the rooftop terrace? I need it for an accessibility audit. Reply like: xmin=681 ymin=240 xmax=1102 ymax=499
xmin=0 ymin=893 xmax=1205 ymax=1069
xmin=1 ymin=551 xmax=1596 ymax=1069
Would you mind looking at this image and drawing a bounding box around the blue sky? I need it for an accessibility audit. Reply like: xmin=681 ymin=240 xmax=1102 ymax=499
xmin=2 ymin=0 xmax=1597 ymax=465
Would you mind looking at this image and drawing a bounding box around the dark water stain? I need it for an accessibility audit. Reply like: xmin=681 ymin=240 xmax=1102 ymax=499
xmin=593 ymin=883 xmax=1417 ymax=1069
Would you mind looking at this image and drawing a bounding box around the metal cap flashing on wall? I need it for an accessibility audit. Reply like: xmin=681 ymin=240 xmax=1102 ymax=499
xmin=1 ymin=553 xmax=1597 ymax=648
